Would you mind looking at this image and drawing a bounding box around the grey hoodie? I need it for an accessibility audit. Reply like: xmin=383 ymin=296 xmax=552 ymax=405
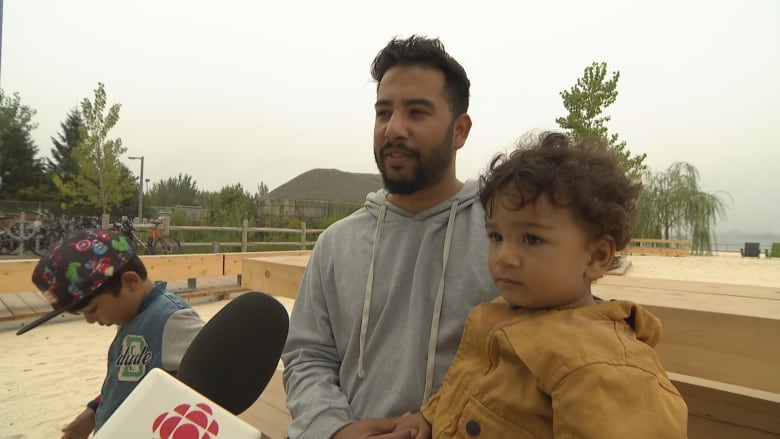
xmin=282 ymin=180 xmax=499 ymax=438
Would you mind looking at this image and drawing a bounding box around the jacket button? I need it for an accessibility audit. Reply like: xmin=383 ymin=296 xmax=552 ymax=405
xmin=465 ymin=420 xmax=481 ymax=436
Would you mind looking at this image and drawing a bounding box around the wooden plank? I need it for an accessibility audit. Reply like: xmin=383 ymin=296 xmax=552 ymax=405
xmin=688 ymin=417 xmax=778 ymax=439
xmin=0 ymin=296 xmax=13 ymax=320
xmin=592 ymin=281 xmax=780 ymax=319
xmin=652 ymin=307 xmax=780 ymax=393
xmin=140 ymin=254 xmax=224 ymax=281
xmin=596 ymin=275 xmax=780 ymax=301
xmin=242 ymin=255 xmax=309 ymax=299
xmin=605 ymin=257 xmax=631 ymax=276
xmin=177 ymin=286 xmax=249 ymax=301
xmin=0 ymin=293 xmax=38 ymax=320
xmin=224 ymin=250 xmax=311 ymax=276
xmin=17 ymin=291 xmax=51 ymax=313
xmin=594 ymin=281 xmax=780 ymax=392
xmin=239 ymin=368 xmax=291 ymax=439
xmin=670 ymin=373 xmax=780 ymax=438
xmin=0 ymin=259 xmax=39 ymax=294
xmin=623 ymin=246 xmax=690 ymax=256
xmin=631 ymin=238 xmax=690 ymax=245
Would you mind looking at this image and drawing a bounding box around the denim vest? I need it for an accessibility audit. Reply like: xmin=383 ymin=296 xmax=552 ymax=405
xmin=95 ymin=283 xmax=199 ymax=430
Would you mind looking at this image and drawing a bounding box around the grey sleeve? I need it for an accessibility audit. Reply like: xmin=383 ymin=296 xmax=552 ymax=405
xmin=161 ymin=308 xmax=205 ymax=371
xmin=281 ymin=253 xmax=354 ymax=439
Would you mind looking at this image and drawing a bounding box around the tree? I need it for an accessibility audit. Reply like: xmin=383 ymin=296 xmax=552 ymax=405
xmin=256 ymin=181 xmax=269 ymax=198
xmin=205 ymin=183 xmax=256 ymax=226
xmin=634 ymin=162 xmax=729 ymax=255
xmin=48 ymin=108 xmax=84 ymax=207
xmin=147 ymin=173 xmax=200 ymax=207
xmin=556 ymin=62 xmax=646 ymax=177
xmin=48 ymin=108 xmax=83 ymax=182
xmin=55 ymin=83 xmax=134 ymax=213
xmin=0 ymin=90 xmax=52 ymax=200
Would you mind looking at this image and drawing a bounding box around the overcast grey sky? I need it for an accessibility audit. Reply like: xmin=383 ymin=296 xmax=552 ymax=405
xmin=2 ymin=0 xmax=778 ymax=235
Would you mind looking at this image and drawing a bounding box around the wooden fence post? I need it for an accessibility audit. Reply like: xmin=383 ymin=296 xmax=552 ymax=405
xmin=162 ymin=216 xmax=171 ymax=235
xmin=301 ymin=222 xmax=307 ymax=249
xmin=241 ymin=219 xmax=249 ymax=252
xmin=101 ymin=213 xmax=110 ymax=230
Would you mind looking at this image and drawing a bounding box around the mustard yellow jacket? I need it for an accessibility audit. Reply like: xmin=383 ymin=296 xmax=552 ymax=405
xmin=421 ymin=299 xmax=688 ymax=438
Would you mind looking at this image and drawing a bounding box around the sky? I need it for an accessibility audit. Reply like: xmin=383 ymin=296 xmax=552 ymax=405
xmin=1 ymin=0 xmax=778 ymax=236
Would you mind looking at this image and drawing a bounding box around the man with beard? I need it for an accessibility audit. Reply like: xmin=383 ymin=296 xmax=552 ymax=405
xmin=282 ymin=35 xmax=499 ymax=439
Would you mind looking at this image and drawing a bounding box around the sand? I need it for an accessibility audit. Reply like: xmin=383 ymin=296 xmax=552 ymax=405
xmin=0 ymin=253 xmax=777 ymax=438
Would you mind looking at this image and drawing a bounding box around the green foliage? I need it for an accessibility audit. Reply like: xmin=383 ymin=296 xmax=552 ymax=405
xmin=206 ymin=183 xmax=257 ymax=226
xmin=48 ymin=108 xmax=84 ymax=207
xmin=0 ymin=90 xmax=53 ymax=200
xmin=320 ymin=211 xmax=346 ymax=229
xmin=54 ymin=83 xmax=134 ymax=213
xmin=556 ymin=62 xmax=647 ymax=177
xmin=147 ymin=173 xmax=200 ymax=206
xmin=256 ymin=182 xmax=269 ymax=197
xmin=634 ymin=162 xmax=730 ymax=255
xmin=48 ymin=108 xmax=83 ymax=181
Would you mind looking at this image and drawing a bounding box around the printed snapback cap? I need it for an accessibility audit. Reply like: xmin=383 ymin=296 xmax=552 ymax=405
xmin=17 ymin=229 xmax=135 ymax=335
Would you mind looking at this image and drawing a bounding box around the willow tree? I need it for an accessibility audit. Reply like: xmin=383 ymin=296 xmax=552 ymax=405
xmin=634 ymin=162 xmax=729 ymax=255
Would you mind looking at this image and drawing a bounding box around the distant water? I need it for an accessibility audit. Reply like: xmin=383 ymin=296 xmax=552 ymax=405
xmin=712 ymin=230 xmax=780 ymax=253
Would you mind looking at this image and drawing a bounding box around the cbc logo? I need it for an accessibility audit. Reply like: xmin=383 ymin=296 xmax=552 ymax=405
xmin=153 ymin=403 xmax=220 ymax=439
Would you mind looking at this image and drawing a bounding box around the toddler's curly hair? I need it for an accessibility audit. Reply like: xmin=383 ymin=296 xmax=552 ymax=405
xmin=479 ymin=132 xmax=641 ymax=250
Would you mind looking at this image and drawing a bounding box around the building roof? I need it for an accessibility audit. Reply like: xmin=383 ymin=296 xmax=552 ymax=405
xmin=266 ymin=168 xmax=383 ymax=203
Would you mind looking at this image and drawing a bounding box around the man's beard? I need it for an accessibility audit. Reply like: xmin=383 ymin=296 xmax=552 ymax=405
xmin=374 ymin=122 xmax=455 ymax=195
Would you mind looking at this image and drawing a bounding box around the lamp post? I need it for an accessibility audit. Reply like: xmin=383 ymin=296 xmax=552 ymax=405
xmin=129 ymin=156 xmax=144 ymax=221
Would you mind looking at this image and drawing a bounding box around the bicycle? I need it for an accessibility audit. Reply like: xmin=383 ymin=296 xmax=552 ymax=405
xmin=113 ymin=218 xmax=182 ymax=255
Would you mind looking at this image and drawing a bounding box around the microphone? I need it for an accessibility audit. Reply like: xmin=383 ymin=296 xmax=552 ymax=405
xmin=94 ymin=291 xmax=289 ymax=438
xmin=178 ymin=291 xmax=290 ymax=414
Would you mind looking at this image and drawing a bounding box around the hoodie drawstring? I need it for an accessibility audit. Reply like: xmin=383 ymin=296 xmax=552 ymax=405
xmin=358 ymin=204 xmax=387 ymax=378
xmin=357 ymin=198 xmax=459 ymax=403
xmin=423 ymin=199 xmax=459 ymax=402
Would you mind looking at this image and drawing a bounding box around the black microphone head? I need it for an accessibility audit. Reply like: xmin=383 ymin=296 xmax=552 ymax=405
xmin=177 ymin=291 xmax=289 ymax=414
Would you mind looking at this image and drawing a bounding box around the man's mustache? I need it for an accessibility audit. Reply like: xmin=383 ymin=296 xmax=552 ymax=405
xmin=380 ymin=142 xmax=420 ymax=158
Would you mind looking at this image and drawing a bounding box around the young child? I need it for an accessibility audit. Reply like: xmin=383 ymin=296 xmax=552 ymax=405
xmin=396 ymin=132 xmax=688 ymax=438
xmin=17 ymin=229 xmax=205 ymax=438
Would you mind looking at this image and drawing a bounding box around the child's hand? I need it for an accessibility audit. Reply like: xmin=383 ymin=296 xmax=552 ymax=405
xmin=60 ymin=407 xmax=96 ymax=439
xmin=394 ymin=412 xmax=431 ymax=439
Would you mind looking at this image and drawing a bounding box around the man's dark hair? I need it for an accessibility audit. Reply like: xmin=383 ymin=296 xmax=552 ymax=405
xmin=479 ymin=132 xmax=642 ymax=250
xmin=371 ymin=35 xmax=470 ymax=117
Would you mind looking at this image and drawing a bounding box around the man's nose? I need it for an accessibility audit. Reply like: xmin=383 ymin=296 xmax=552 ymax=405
xmin=384 ymin=112 xmax=408 ymax=140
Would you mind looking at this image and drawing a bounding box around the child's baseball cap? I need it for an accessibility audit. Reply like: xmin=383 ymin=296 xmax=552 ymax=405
xmin=16 ymin=229 xmax=136 ymax=335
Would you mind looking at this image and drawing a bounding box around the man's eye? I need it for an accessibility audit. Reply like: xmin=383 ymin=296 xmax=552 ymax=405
xmin=375 ymin=110 xmax=391 ymax=119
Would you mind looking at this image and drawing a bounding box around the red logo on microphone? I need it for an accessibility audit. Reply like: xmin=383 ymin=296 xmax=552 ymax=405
xmin=153 ymin=403 xmax=220 ymax=439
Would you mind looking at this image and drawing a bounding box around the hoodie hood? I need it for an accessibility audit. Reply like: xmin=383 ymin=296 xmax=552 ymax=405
xmin=364 ymin=181 xmax=480 ymax=220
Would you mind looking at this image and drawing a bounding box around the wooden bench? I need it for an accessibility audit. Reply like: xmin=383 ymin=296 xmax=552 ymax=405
xmin=592 ymin=275 xmax=780 ymax=437
xmin=4 ymin=252 xmax=778 ymax=437
xmin=623 ymin=238 xmax=691 ymax=256
xmin=0 ymin=251 xmax=312 ymax=322
xmin=243 ymin=253 xmax=780 ymax=438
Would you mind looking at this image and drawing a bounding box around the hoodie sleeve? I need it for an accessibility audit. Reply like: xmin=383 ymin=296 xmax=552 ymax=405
xmin=282 ymin=247 xmax=354 ymax=439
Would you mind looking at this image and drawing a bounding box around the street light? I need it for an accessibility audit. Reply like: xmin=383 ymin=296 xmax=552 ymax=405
xmin=128 ymin=156 xmax=144 ymax=221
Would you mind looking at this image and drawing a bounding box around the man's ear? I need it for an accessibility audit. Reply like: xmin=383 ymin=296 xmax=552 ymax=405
xmin=452 ymin=113 xmax=472 ymax=151
xmin=585 ymin=236 xmax=616 ymax=281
